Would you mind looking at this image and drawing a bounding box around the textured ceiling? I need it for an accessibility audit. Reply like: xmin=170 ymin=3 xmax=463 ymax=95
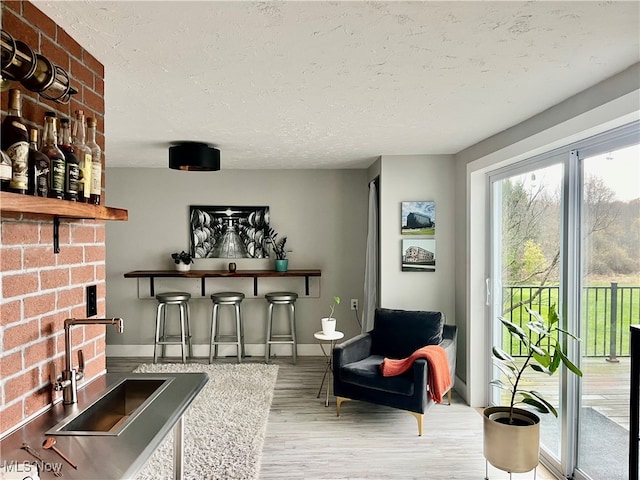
xmin=33 ymin=1 xmax=640 ymax=169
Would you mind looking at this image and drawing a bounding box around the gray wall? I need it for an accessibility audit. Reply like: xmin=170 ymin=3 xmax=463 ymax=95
xmin=378 ymin=155 xmax=455 ymax=317
xmin=105 ymin=168 xmax=368 ymax=356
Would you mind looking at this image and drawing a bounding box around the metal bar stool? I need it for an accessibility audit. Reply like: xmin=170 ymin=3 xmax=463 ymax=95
xmin=154 ymin=292 xmax=193 ymax=364
xmin=265 ymin=291 xmax=298 ymax=364
xmin=209 ymin=291 xmax=245 ymax=363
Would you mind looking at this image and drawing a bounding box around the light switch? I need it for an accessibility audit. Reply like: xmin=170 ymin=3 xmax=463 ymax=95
xmin=86 ymin=285 xmax=97 ymax=317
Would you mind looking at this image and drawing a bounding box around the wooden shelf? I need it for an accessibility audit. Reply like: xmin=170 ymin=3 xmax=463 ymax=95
xmin=125 ymin=269 xmax=322 ymax=296
xmin=0 ymin=191 xmax=128 ymax=221
xmin=124 ymin=269 xmax=321 ymax=279
xmin=1 ymin=191 xmax=128 ymax=253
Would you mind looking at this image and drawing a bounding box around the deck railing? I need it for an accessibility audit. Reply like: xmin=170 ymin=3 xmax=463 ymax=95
xmin=502 ymin=283 xmax=640 ymax=359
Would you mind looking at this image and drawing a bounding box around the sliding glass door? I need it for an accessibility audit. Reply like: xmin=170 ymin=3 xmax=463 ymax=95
xmin=489 ymin=159 xmax=565 ymax=463
xmin=488 ymin=122 xmax=639 ymax=479
xmin=575 ymin=143 xmax=639 ymax=480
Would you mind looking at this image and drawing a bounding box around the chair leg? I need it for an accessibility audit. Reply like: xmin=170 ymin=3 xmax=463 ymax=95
xmin=448 ymin=389 xmax=452 ymax=405
xmin=290 ymin=302 xmax=297 ymax=364
xmin=154 ymin=302 xmax=164 ymax=364
xmin=185 ymin=302 xmax=193 ymax=358
xmin=265 ymin=303 xmax=274 ymax=363
xmin=407 ymin=411 xmax=424 ymax=436
xmin=209 ymin=303 xmax=217 ymax=364
xmin=238 ymin=303 xmax=245 ymax=358
xmin=235 ymin=303 xmax=242 ymax=363
xmin=179 ymin=303 xmax=186 ymax=364
xmin=214 ymin=303 xmax=221 ymax=359
xmin=336 ymin=396 xmax=351 ymax=417
xmin=161 ymin=304 xmax=168 ymax=359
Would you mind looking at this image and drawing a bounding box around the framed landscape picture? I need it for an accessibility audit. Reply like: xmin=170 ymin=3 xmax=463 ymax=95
xmin=401 ymin=201 xmax=435 ymax=236
xmin=402 ymin=238 xmax=436 ymax=272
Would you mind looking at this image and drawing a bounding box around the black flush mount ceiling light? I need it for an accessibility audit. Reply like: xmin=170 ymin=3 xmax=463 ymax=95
xmin=169 ymin=141 xmax=221 ymax=171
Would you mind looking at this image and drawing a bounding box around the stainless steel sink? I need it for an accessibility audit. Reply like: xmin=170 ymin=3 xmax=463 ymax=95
xmin=47 ymin=377 xmax=172 ymax=436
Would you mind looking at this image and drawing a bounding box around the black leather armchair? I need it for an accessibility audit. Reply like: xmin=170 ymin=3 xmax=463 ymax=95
xmin=333 ymin=307 xmax=457 ymax=435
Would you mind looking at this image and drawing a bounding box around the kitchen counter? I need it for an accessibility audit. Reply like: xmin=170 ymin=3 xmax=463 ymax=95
xmin=0 ymin=372 xmax=208 ymax=479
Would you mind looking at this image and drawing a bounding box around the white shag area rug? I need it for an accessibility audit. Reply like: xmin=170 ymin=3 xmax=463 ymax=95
xmin=133 ymin=363 xmax=278 ymax=480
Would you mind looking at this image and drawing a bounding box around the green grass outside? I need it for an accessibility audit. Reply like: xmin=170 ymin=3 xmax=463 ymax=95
xmin=501 ymin=284 xmax=640 ymax=357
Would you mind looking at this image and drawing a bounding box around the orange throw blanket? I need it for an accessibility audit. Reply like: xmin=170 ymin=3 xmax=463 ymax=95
xmin=380 ymin=345 xmax=451 ymax=403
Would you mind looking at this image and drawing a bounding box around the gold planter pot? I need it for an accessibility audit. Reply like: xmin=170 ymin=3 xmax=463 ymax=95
xmin=483 ymin=406 xmax=540 ymax=473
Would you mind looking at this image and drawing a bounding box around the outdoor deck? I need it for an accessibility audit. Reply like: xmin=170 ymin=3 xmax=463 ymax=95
xmin=506 ymin=356 xmax=631 ymax=430
xmin=581 ymin=357 xmax=630 ymax=429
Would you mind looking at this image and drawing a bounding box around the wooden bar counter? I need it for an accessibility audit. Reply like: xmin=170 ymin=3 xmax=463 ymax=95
xmin=124 ymin=269 xmax=321 ymax=297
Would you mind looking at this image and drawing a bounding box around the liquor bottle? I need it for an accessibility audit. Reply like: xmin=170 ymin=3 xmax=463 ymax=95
xmin=1 ymin=89 xmax=29 ymax=194
xmin=28 ymin=128 xmax=50 ymax=197
xmin=59 ymin=118 xmax=79 ymax=202
xmin=72 ymin=110 xmax=92 ymax=203
xmin=0 ymin=150 xmax=12 ymax=191
xmin=40 ymin=112 xmax=65 ymax=200
xmin=86 ymin=117 xmax=102 ymax=205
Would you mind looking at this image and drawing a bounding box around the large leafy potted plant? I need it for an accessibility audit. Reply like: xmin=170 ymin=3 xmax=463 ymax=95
xmin=483 ymin=305 xmax=582 ymax=474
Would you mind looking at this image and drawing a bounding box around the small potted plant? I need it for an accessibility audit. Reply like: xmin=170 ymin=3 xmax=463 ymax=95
xmin=483 ymin=304 xmax=582 ymax=475
xmin=171 ymin=251 xmax=193 ymax=272
xmin=321 ymin=296 xmax=341 ymax=335
xmin=265 ymin=228 xmax=291 ymax=272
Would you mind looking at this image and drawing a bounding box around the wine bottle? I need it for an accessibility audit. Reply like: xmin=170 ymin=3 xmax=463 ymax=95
xmin=72 ymin=110 xmax=92 ymax=203
xmin=59 ymin=118 xmax=79 ymax=202
xmin=86 ymin=117 xmax=102 ymax=205
xmin=1 ymin=89 xmax=29 ymax=194
xmin=41 ymin=112 xmax=65 ymax=200
xmin=0 ymin=150 xmax=12 ymax=191
xmin=28 ymin=128 xmax=50 ymax=197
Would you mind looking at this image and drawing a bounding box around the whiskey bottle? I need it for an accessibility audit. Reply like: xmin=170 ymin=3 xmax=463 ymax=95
xmin=59 ymin=118 xmax=79 ymax=202
xmin=86 ymin=117 xmax=102 ymax=205
xmin=28 ymin=128 xmax=50 ymax=197
xmin=72 ymin=110 xmax=92 ymax=203
xmin=40 ymin=112 xmax=65 ymax=200
xmin=0 ymin=150 xmax=12 ymax=191
xmin=1 ymin=89 xmax=29 ymax=194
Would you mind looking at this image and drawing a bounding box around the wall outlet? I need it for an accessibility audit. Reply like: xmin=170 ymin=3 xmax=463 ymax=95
xmin=86 ymin=285 xmax=97 ymax=317
xmin=350 ymin=299 xmax=358 ymax=311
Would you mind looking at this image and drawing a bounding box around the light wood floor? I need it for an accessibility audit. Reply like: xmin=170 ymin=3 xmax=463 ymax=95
xmin=107 ymin=356 xmax=555 ymax=479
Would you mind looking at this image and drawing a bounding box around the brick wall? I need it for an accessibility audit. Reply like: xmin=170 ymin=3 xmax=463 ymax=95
xmin=1 ymin=1 xmax=108 ymax=435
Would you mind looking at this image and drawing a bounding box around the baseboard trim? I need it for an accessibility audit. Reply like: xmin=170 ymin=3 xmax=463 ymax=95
xmin=106 ymin=343 xmax=326 ymax=358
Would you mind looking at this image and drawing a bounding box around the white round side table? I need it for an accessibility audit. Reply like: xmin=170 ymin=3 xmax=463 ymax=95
xmin=313 ymin=330 xmax=344 ymax=406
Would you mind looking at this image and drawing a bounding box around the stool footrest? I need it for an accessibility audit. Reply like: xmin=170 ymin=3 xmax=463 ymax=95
xmin=158 ymin=334 xmax=191 ymax=340
xmin=267 ymin=340 xmax=295 ymax=344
